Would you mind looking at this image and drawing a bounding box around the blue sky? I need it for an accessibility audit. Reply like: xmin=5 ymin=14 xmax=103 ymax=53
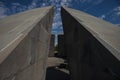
xmin=0 ymin=0 xmax=120 ymax=35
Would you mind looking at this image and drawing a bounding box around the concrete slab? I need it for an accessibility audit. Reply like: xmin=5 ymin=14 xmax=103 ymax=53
xmin=62 ymin=7 xmax=120 ymax=60
xmin=61 ymin=7 xmax=120 ymax=80
xmin=0 ymin=6 xmax=53 ymax=64
xmin=0 ymin=6 xmax=54 ymax=80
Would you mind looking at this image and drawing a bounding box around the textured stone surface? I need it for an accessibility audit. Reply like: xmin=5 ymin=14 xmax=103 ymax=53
xmin=48 ymin=34 xmax=55 ymax=57
xmin=0 ymin=6 xmax=54 ymax=80
xmin=61 ymin=7 xmax=120 ymax=80
xmin=58 ymin=34 xmax=66 ymax=58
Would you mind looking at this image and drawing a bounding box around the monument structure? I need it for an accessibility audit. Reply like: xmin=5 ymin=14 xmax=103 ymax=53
xmin=61 ymin=7 xmax=120 ymax=80
xmin=0 ymin=6 xmax=54 ymax=80
xmin=0 ymin=6 xmax=120 ymax=80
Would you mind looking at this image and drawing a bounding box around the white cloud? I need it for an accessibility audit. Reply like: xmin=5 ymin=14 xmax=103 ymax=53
xmin=52 ymin=21 xmax=62 ymax=29
xmin=0 ymin=2 xmax=28 ymax=19
xmin=10 ymin=2 xmax=27 ymax=13
xmin=114 ymin=6 xmax=120 ymax=16
xmin=28 ymin=2 xmax=37 ymax=9
xmin=60 ymin=0 xmax=69 ymax=7
xmin=54 ymin=13 xmax=60 ymax=21
xmin=52 ymin=22 xmax=59 ymax=29
xmin=0 ymin=7 xmax=6 ymax=15
xmin=114 ymin=6 xmax=120 ymax=11
xmin=116 ymin=24 xmax=120 ymax=26
xmin=52 ymin=30 xmax=58 ymax=34
xmin=11 ymin=3 xmax=21 ymax=6
xmin=99 ymin=6 xmax=120 ymax=25
xmin=59 ymin=26 xmax=63 ymax=29
xmin=99 ymin=15 xmax=106 ymax=19
xmin=28 ymin=0 xmax=40 ymax=9
xmin=0 ymin=2 xmax=8 ymax=19
xmin=41 ymin=3 xmax=46 ymax=7
xmin=116 ymin=12 xmax=120 ymax=15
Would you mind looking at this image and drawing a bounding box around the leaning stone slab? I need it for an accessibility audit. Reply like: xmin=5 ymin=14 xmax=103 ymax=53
xmin=61 ymin=7 xmax=120 ymax=80
xmin=0 ymin=6 xmax=54 ymax=80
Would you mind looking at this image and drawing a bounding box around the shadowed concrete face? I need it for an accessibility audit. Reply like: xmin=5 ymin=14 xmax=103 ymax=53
xmin=58 ymin=34 xmax=66 ymax=58
xmin=0 ymin=6 xmax=54 ymax=80
xmin=61 ymin=7 xmax=120 ymax=80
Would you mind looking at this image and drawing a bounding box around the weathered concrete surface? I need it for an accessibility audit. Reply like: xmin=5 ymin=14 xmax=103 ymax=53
xmin=0 ymin=6 xmax=54 ymax=80
xmin=58 ymin=34 xmax=66 ymax=58
xmin=61 ymin=7 xmax=120 ymax=80
xmin=48 ymin=34 xmax=55 ymax=57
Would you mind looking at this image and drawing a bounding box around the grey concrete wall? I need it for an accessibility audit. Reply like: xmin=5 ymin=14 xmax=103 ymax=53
xmin=48 ymin=34 xmax=55 ymax=57
xmin=0 ymin=6 xmax=54 ymax=80
xmin=61 ymin=7 xmax=120 ymax=80
xmin=58 ymin=34 xmax=66 ymax=58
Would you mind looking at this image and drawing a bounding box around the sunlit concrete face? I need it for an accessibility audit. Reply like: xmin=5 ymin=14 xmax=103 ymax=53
xmin=61 ymin=7 xmax=120 ymax=80
xmin=49 ymin=34 xmax=55 ymax=57
xmin=0 ymin=6 xmax=54 ymax=80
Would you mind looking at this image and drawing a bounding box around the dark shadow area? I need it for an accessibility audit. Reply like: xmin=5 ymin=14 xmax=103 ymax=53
xmin=54 ymin=52 xmax=67 ymax=59
xmin=57 ymin=62 xmax=69 ymax=70
xmin=45 ymin=67 xmax=70 ymax=80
